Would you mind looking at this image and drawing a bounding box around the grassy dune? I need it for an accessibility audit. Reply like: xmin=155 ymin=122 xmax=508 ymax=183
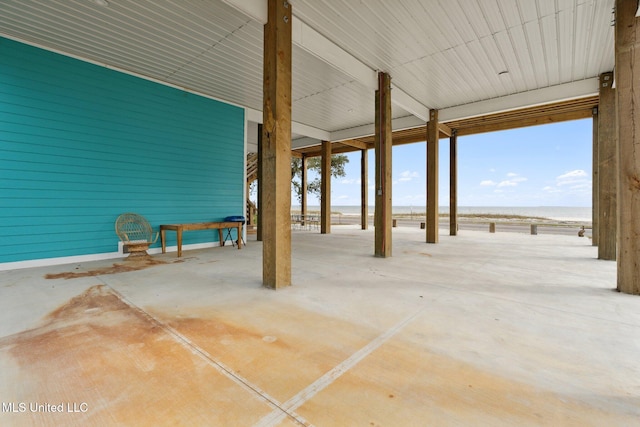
xmin=293 ymin=210 xmax=590 ymax=226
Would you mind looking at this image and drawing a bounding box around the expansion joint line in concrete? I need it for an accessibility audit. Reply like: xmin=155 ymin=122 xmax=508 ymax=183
xmin=103 ymin=284 xmax=310 ymax=427
xmin=253 ymin=304 xmax=428 ymax=427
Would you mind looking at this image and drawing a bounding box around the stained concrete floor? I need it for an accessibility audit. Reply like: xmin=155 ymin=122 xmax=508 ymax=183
xmin=0 ymin=226 xmax=639 ymax=426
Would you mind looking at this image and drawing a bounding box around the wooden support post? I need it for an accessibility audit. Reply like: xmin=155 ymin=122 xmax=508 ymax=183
xmin=301 ymin=154 xmax=308 ymax=226
xmin=257 ymin=123 xmax=263 ymax=242
xmin=615 ymin=0 xmax=640 ymax=295
xmin=321 ymin=141 xmax=331 ymax=234
xmin=262 ymin=0 xmax=292 ymax=289
xmin=361 ymin=149 xmax=369 ymax=230
xmin=592 ymin=107 xmax=599 ymax=247
xmin=426 ymin=109 xmax=439 ymax=243
xmin=449 ymin=130 xmax=458 ymax=236
xmin=374 ymin=72 xmax=392 ymax=257
xmin=597 ymin=72 xmax=616 ymax=261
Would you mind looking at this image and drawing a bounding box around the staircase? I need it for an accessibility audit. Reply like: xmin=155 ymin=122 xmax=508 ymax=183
xmin=246 ymin=152 xmax=258 ymax=184
xmin=246 ymin=152 xmax=258 ymax=233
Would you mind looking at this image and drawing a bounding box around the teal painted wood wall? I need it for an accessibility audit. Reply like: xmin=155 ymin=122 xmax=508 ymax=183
xmin=0 ymin=38 xmax=245 ymax=263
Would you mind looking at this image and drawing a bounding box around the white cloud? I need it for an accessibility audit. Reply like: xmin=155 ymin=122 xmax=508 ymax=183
xmin=489 ymin=168 xmax=496 ymax=173
xmin=397 ymin=170 xmax=419 ymax=182
xmin=558 ymin=170 xmax=587 ymax=180
xmin=393 ymin=170 xmax=420 ymax=185
xmin=481 ymin=173 xmax=527 ymax=188
xmin=496 ymin=174 xmax=527 ymax=188
xmin=555 ymin=170 xmax=590 ymax=197
xmin=557 ymin=169 xmax=589 ymax=186
xmin=543 ymin=169 xmax=590 ymax=196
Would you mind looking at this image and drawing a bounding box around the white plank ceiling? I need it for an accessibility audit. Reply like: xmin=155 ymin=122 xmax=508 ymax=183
xmin=0 ymin=0 xmax=615 ymax=148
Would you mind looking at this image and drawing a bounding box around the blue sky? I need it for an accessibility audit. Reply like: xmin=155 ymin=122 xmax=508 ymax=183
xmin=298 ymin=118 xmax=593 ymax=208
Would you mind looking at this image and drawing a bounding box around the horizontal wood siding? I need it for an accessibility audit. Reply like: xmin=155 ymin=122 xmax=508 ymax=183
xmin=0 ymin=38 xmax=244 ymax=263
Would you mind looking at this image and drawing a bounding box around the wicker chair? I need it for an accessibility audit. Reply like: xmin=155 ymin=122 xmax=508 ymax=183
xmin=115 ymin=213 xmax=159 ymax=258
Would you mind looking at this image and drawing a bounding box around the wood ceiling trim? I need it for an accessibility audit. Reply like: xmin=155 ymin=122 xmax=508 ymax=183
xmin=454 ymin=109 xmax=594 ymax=136
xmin=291 ymin=96 xmax=599 ymax=157
xmin=446 ymin=96 xmax=599 ymax=134
xmin=339 ymin=139 xmax=370 ymax=150
xmin=438 ymin=123 xmax=452 ymax=137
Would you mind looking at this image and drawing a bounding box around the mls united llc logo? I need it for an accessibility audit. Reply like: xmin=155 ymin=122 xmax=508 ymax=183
xmin=2 ymin=402 xmax=88 ymax=413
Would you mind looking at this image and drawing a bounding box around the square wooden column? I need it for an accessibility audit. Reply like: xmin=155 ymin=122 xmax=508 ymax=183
xmin=374 ymin=72 xmax=392 ymax=257
xmin=262 ymin=0 xmax=292 ymax=289
xmin=597 ymin=72 xmax=616 ymax=261
xmin=449 ymin=130 xmax=458 ymax=236
xmin=426 ymin=109 xmax=439 ymax=243
xmin=321 ymin=141 xmax=331 ymax=234
xmin=361 ymin=149 xmax=369 ymax=230
xmin=615 ymin=0 xmax=640 ymax=295
xmin=301 ymin=154 xmax=308 ymax=225
xmin=591 ymin=107 xmax=599 ymax=247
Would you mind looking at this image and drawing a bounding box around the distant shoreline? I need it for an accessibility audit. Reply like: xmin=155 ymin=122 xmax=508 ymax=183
xmin=291 ymin=205 xmax=592 ymax=225
xmin=304 ymin=212 xmax=590 ymax=226
xmin=291 ymin=211 xmax=592 ymax=227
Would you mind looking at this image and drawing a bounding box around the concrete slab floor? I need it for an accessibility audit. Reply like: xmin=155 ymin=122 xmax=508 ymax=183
xmin=0 ymin=226 xmax=638 ymax=426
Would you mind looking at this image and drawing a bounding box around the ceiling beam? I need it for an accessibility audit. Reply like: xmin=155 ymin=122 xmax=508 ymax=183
xmin=293 ymin=18 xmax=430 ymax=120
xmin=221 ymin=0 xmax=268 ymax=24
xmin=339 ymin=139 xmax=369 ymax=150
xmin=445 ymin=96 xmax=598 ymax=131
xmin=290 ymin=121 xmax=331 ymax=141
xmin=390 ymin=85 xmax=429 ymax=121
xmin=291 ymin=136 xmax=320 ymax=150
xmin=329 ymin=79 xmax=599 ymax=141
xmin=293 ymin=142 xmax=368 ymax=158
xmin=292 ymin=14 xmax=429 ymax=120
xmin=223 ymin=0 xmax=430 ymax=121
xmin=246 ymin=107 xmax=331 ymax=141
xmin=291 ymin=17 xmax=377 ymax=89
xmin=453 ymin=109 xmax=593 ymax=136
xmin=292 ymin=95 xmax=599 ymax=157
xmin=330 ymin=115 xmax=425 ymax=142
xmin=227 ymin=1 xmax=598 ymax=142
xmin=438 ymin=123 xmax=452 ymax=137
xmin=439 ymin=79 xmax=599 ymax=123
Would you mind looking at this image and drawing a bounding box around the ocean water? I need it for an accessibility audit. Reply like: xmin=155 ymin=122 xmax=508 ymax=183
xmin=293 ymin=206 xmax=592 ymax=222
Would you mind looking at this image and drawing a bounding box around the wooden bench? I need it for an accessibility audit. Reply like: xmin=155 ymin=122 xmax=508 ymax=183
xmin=160 ymin=221 xmax=243 ymax=257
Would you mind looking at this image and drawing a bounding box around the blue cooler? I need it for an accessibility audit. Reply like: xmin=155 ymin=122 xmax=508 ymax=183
xmin=224 ymin=215 xmax=246 ymax=223
xmin=223 ymin=216 xmax=246 ymax=246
